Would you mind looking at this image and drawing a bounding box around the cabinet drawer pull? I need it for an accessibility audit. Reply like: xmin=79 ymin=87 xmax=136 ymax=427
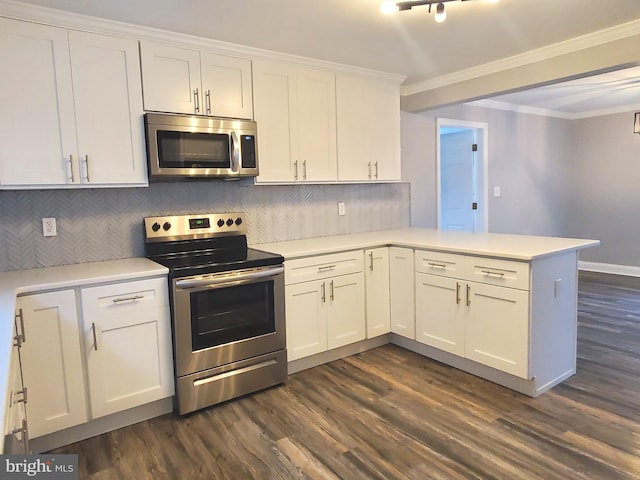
xmin=112 ymin=295 xmax=144 ymax=303
xmin=330 ymin=280 xmax=334 ymax=301
xmin=91 ymin=322 xmax=98 ymax=351
xmin=456 ymin=282 xmax=461 ymax=305
xmin=427 ymin=262 xmax=447 ymax=269
xmin=482 ymin=270 xmax=505 ymax=277
xmin=317 ymin=265 xmax=336 ymax=272
xmin=466 ymin=284 xmax=471 ymax=307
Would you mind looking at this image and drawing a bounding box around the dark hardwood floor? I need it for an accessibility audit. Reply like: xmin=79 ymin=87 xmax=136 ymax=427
xmin=51 ymin=271 xmax=640 ymax=479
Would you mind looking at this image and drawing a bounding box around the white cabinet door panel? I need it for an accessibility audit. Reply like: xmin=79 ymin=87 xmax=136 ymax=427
xmin=365 ymin=248 xmax=391 ymax=338
xmin=201 ymin=52 xmax=253 ymax=119
xmin=327 ymin=273 xmax=366 ymax=349
xmin=285 ymin=280 xmax=327 ymax=361
xmin=17 ymin=291 xmax=88 ymax=438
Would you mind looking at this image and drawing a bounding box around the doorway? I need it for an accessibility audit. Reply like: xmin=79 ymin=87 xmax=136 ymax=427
xmin=436 ymin=118 xmax=488 ymax=232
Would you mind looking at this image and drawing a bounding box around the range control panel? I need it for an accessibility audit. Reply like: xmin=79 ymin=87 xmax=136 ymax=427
xmin=144 ymin=213 xmax=247 ymax=242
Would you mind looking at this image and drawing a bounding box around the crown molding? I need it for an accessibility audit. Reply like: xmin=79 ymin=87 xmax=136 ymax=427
xmin=401 ymin=18 xmax=640 ymax=96
xmin=468 ymin=98 xmax=640 ymax=120
xmin=0 ymin=0 xmax=405 ymax=84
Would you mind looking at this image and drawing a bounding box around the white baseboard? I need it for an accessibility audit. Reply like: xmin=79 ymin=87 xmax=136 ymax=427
xmin=579 ymin=261 xmax=640 ymax=277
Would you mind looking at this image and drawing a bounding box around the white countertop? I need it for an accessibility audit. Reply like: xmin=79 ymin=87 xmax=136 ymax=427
xmin=252 ymin=228 xmax=599 ymax=261
xmin=0 ymin=258 xmax=167 ymax=451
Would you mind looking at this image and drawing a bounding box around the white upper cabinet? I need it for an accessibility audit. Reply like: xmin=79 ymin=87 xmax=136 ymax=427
xmin=0 ymin=18 xmax=147 ymax=189
xmin=140 ymin=41 xmax=253 ymax=119
xmin=336 ymin=74 xmax=401 ymax=182
xmin=253 ymin=60 xmax=337 ymax=183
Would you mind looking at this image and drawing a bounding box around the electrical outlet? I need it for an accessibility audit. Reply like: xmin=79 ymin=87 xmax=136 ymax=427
xmin=42 ymin=217 xmax=57 ymax=237
xmin=493 ymin=186 xmax=501 ymax=197
xmin=338 ymin=202 xmax=346 ymax=216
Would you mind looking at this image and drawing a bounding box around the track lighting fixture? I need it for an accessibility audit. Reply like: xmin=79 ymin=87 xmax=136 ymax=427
xmin=381 ymin=0 xmax=499 ymax=23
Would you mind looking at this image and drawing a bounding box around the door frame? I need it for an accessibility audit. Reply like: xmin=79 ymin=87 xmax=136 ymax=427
xmin=436 ymin=117 xmax=489 ymax=232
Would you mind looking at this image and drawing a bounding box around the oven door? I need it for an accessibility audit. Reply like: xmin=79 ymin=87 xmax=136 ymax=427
xmin=172 ymin=266 xmax=285 ymax=377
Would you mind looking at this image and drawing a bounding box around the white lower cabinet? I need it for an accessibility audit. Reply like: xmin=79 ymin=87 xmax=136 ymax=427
xmin=81 ymin=278 xmax=174 ymax=419
xmin=389 ymin=247 xmax=415 ymax=339
xmin=16 ymin=290 xmax=88 ymax=438
xmin=15 ymin=276 xmax=173 ymax=438
xmin=415 ymin=251 xmax=531 ymax=379
xmin=285 ymin=251 xmax=365 ymax=361
xmin=364 ymin=248 xmax=391 ymax=338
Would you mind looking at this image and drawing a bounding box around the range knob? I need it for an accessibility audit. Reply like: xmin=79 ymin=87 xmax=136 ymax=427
xmin=151 ymin=222 xmax=161 ymax=232
xmin=163 ymin=222 xmax=171 ymax=231
xmin=235 ymin=217 xmax=243 ymax=226
xmin=226 ymin=218 xmax=234 ymax=227
xmin=217 ymin=219 xmax=225 ymax=228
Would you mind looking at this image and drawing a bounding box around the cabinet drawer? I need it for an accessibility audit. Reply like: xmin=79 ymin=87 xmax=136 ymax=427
xmin=285 ymin=251 xmax=364 ymax=285
xmin=415 ymin=250 xmax=465 ymax=278
xmin=81 ymin=277 xmax=169 ymax=310
xmin=465 ymin=257 xmax=530 ymax=290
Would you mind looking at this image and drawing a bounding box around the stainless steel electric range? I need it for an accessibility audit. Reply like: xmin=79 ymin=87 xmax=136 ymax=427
xmin=144 ymin=213 xmax=287 ymax=415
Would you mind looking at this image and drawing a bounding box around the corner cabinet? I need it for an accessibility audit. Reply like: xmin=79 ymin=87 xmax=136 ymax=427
xmin=253 ymin=60 xmax=337 ymax=183
xmin=139 ymin=41 xmax=253 ymax=119
xmin=285 ymin=251 xmax=365 ymax=361
xmin=15 ymin=276 xmax=173 ymax=439
xmin=336 ymin=74 xmax=401 ymax=182
xmin=364 ymin=248 xmax=391 ymax=338
xmin=0 ymin=18 xmax=147 ymax=189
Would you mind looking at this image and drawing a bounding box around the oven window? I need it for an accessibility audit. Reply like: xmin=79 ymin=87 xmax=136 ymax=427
xmin=190 ymin=281 xmax=275 ymax=351
xmin=157 ymin=131 xmax=231 ymax=169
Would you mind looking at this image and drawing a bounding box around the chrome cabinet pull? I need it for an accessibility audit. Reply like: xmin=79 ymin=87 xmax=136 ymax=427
xmin=112 ymin=295 xmax=144 ymax=303
xmin=84 ymin=155 xmax=91 ymax=182
xmin=194 ymin=88 xmax=200 ymax=113
xmin=330 ymin=280 xmax=334 ymax=301
xmin=482 ymin=270 xmax=505 ymax=277
xmin=205 ymin=89 xmax=211 ymax=114
xmin=302 ymin=160 xmax=307 ymax=180
xmin=91 ymin=322 xmax=98 ymax=351
xmin=456 ymin=282 xmax=461 ymax=305
xmin=15 ymin=308 xmax=25 ymax=344
xmin=368 ymin=162 xmax=372 ymax=179
xmin=374 ymin=161 xmax=379 ymax=179
xmin=294 ymin=160 xmax=298 ymax=180
xmin=317 ymin=265 xmax=336 ymax=272
xmin=466 ymin=284 xmax=471 ymax=307
xmin=67 ymin=155 xmax=75 ymax=182
xmin=369 ymin=251 xmax=374 ymax=271
xmin=427 ymin=262 xmax=447 ymax=269
xmin=321 ymin=282 xmax=326 ymax=303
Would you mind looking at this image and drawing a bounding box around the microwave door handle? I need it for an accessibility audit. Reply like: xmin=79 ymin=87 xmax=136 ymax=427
xmin=230 ymin=131 xmax=240 ymax=173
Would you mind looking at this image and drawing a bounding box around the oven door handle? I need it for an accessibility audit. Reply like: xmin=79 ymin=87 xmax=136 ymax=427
xmin=175 ymin=266 xmax=284 ymax=289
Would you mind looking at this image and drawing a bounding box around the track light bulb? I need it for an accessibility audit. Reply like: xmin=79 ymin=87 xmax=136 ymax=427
xmin=434 ymin=2 xmax=446 ymax=22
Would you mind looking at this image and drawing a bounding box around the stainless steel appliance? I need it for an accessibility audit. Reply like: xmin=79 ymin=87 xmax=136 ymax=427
xmin=144 ymin=213 xmax=286 ymax=414
xmin=144 ymin=113 xmax=258 ymax=180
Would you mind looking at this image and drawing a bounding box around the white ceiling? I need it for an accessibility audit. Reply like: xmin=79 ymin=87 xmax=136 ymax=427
xmin=12 ymin=0 xmax=640 ymax=114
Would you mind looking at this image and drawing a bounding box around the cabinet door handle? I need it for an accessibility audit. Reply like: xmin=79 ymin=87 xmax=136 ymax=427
xmin=112 ymin=295 xmax=143 ymax=303
xmin=91 ymin=322 xmax=98 ymax=351
xmin=205 ymin=89 xmax=211 ymax=114
xmin=84 ymin=155 xmax=91 ymax=182
xmin=67 ymin=155 xmax=75 ymax=182
xmin=374 ymin=161 xmax=379 ymax=179
xmin=368 ymin=162 xmax=372 ymax=180
xmin=369 ymin=251 xmax=374 ymax=271
xmin=294 ymin=160 xmax=298 ymax=180
xmin=194 ymin=88 xmax=200 ymax=113
xmin=330 ymin=280 xmax=334 ymax=301
xmin=302 ymin=160 xmax=307 ymax=180
xmin=15 ymin=308 xmax=25 ymax=344
xmin=482 ymin=270 xmax=505 ymax=277
xmin=12 ymin=419 xmax=30 ymax=454
xmin=456 ymin=282 xmax=461 ymax=305
xmin=321 ymin=282 xmax=326 ymax=303
xmin=466 ymin=284 xmax=471 ymax=307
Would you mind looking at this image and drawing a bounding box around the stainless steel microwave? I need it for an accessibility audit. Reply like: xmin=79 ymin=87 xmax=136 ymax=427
xmin=144 ymin=113 xmax=258 ymax=180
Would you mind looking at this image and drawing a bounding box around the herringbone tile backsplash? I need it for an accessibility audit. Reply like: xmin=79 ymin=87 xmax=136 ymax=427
xmin=0 ymin=182 xmax=410 ymax=271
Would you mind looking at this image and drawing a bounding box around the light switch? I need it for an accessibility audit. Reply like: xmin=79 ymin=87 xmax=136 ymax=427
xmin=493 ymin=186 xmax=501 ymax=197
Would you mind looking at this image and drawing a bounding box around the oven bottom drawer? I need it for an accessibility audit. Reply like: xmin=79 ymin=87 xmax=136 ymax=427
xmin=176 ymin=349 xmax=287 ymax=415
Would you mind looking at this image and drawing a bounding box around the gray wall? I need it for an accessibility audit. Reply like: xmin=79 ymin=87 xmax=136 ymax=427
xmin=402 ymin=105 xmax=571 ymax=236
xmin=563 ymin=111 xmax=640 ymax=266
xmin=0 ymin=182 xmax=410 ymax=272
